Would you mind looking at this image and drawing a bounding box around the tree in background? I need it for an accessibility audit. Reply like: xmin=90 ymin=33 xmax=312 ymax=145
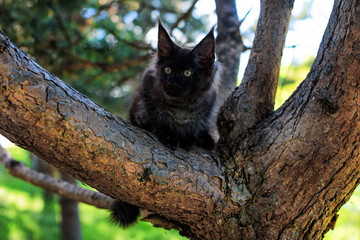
xmin=1 ymin=0 xmax=360 ymax=239
xmin=0 ymin=0 xmax=213 ymax=116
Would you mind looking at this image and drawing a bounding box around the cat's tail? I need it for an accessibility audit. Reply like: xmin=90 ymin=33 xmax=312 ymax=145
xmin=109 ymin=200 xmax=140 ymax=228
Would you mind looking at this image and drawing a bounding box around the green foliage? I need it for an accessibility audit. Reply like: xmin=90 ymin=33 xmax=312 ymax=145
xmin=0 ymin=146 xmax=186 ymax=240
xmin=0 ymin=0 xmax=210 ymax=118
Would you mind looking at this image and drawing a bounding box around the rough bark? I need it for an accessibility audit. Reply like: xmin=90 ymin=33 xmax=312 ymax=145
xmin=217 ymin=0 xmax=360 ymax=239
xmin=0 ymin=0 xmax=360 ymax=239
xmin=217 ymin=0 xmax=295 ymax=153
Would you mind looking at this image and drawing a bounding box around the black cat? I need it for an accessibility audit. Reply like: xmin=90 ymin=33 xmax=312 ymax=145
xmin=110 ymin=20 xmax=221 ymax=228
xmin=130 ymin=20 xmax=221 ymax=149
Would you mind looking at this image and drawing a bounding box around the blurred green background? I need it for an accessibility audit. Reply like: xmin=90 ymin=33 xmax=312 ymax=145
xmin=0 ymin=147 xmax=187 ymax=240
xmin=0 ymin=0 xmax=359 ymax=239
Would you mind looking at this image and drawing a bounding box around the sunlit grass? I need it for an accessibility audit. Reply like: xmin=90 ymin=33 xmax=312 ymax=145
xmin=0 ymin=188 xmax=43 ymax=211
xmin=0 ymin=188 xmax=59 ymax=240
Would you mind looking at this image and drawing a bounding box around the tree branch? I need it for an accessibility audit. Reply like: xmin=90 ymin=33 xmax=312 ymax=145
xmin=170 ymin=0 xmax=199 ymax=34
xmin=0 ymin=31 xmax=227 ymax=239
xmin=0 ymin=144 xmax=181 ymax=231
xmin=0 ymin=144 xmax=114 ymax=209
xmin=220 ymin=0 xmax=360 ymax=238
xmin=217 ymin=0 xmax=295 ymax=158
xmin=242 ymin=0 xmax=295 ymax=115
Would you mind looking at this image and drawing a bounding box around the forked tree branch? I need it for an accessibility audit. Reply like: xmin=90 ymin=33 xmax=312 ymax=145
xmin=0 ymin=144 xmax=114 ymax=209
xmin=1 ymin=0 xmax=360 ymax=238
xmin=217 ymin=0 xmax=360 ymax=238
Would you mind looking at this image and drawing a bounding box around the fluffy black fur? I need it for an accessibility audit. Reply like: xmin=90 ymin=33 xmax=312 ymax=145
xmin=110 ymin=200 xmax=140 ymax=228
xmin=110 ymin=20 xmax=221 ymax=228
xmin=130 ymin=20 xmax=221 ymax=149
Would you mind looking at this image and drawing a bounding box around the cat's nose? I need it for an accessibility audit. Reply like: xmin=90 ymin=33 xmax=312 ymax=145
xmin=168 ymin=82 xmax=178 ymax=87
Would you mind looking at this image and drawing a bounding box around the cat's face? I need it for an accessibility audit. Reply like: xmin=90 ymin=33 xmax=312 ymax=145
xmin=156 ymin=21 xmax=215 ymax=98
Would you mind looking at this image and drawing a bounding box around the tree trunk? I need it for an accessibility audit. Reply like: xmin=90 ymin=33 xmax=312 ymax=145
xmin=60 ymin=172 xmax=82 ymax=240
xmin=0 ymin=0 xmax=360 ymax=239
xmin=31 ymin=154 xmax=55 ymax=201
xmin=215 ymin=0 xmax=244 ymax=102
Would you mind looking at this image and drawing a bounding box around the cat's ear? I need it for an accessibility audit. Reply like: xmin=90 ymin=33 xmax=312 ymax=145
xmin=192 ymin=26 xmax=215 ymax=67
xmin=158 ymin=19 xmax=175 ymax=59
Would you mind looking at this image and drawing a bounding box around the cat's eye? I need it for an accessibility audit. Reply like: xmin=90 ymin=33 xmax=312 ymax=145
xmin=184 ymin=69 xmax=192 ymax=77
xmin=164 ymin=67 xmax=172 ymax=74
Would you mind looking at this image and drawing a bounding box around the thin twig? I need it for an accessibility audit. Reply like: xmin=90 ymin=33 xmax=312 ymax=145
xmin=107 ymin=28 xmax=154 ymax=51
xmin=239 ymin=8 xmax=252 ymax=27
xmin=0 ymin=145 xmax=114 ymax=209
xmin=170 ymin=0 xmax=199 ymax=34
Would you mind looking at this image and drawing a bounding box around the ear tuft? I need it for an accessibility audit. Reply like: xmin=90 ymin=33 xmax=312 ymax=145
xmin=157 ymin=19 xmax=175 ymax=59
xmin=192 ymin=26 xmax=215 ymax=67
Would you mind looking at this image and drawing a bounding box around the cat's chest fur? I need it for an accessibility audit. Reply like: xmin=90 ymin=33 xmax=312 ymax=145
xmin=152 ymin=89 xmax=212 ymax=125
xmin=159 ymin=103 xmax=200 ymax=124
